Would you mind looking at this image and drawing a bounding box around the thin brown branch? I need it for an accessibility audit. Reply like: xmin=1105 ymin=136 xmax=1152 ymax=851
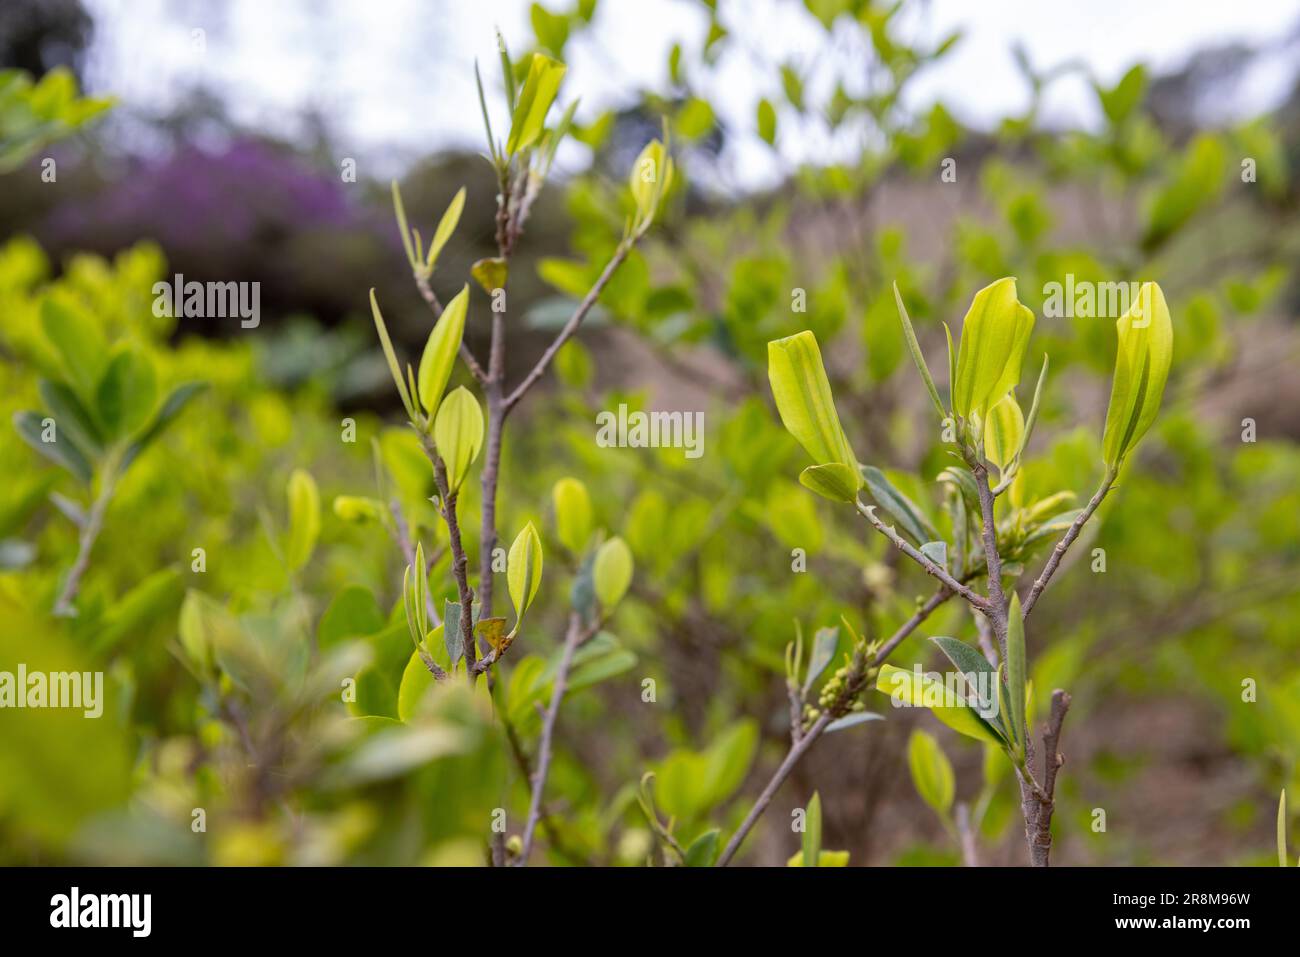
xmin=517 ymin=612 xmax=600 ymax=864
xmin=1028 ymin=690 xmax=1072 ymax=867
xmin=955 ymin=802 xmax=980 ymax=867
xmin=53 ymin=473 xmax=115 ymax=618
xmin=857 ymin=502 xmax=990 ymax=611
xmin=716 ymin=587 xmax=952 ymax=866
xmin=502 ymin=239 xmax=633 ymax=412
xmin=1021 ymin=468 xmax=1117 ymax=618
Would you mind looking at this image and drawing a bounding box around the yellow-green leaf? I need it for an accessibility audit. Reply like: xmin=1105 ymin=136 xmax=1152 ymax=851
xmin=470 ymin=257 xmax=508 ymax=294
xmin=907 ymin=729 xmax=955 ymax=816
xmin=286 ymin=469 xmax=320 ymax=572
xmin=507 ymin=522 xmax=544 ymax=620
xmin=1102 ymin=282 xmax=1172 ymax=469
xmin=417 ymin=284 xmax=469 ymax=419
xmin=983 ymin=392 xmax=1024 ymax=471
xmin=767 ymin=331 xmax=862 ymax=498
xmin=592 ymin=536 xmax=633 ymax=610
xmin=1279 ymin=789 xmax=1288 ymax=868
xmin=506 ymin=53 xmax=566 ymax=154
xmin=952 ymin=277 xmax=1035 ymax=420
xmin=876 ymin=664 xmax=1002 ymax=746
xmin=332 ymin=495 xmax=385 ymax=524
xmin=1006 ymin=591 xmax=1028 ymax=756
xmin=426 ymin=187 xmax=466 ymax=270
xmin=432 ymin=386 xmax=484 ymax=493
xmin=370 ymin=289 xmax=414 ymax=417
xmin=552 ymin=477 xmax=592 ymax=555
xmin=787 ymin=849 xmax=849 ymax=867
xmin=629 ymin=138 xmax=674 ymax=227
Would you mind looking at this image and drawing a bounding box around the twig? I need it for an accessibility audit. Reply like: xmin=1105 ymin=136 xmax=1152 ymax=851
xmin=426 ymin=442 xmax=477 ymax=678
xmin=716 ymin=588 xmax=952 ymax=866
xmin=53 ymin=471 xmax=115 ymax=617
xmin=857 ymin=502 xmax=990 ymax=611
xmin=517 ymin=612 xmax=600 ymax=864
xmin=1029 ymin=690 xmax=1072 ymax=867
xmin=500 ymin=709 xmax=588 ymax=865
xmin=1021 ymin=469 xmax=1116 ymax=618
xmin=955 ymin=803 xmax=980 ymax=867
xmin=503 ymin=239 xmax=633 ymax=412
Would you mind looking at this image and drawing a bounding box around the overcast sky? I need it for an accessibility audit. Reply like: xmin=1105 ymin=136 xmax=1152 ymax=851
xmin=82 ymin=0 xmax=1300 ymax=187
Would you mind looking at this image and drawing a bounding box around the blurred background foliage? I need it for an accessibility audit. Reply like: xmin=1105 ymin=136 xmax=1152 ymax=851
xmin=1 ymin=0 xmax=1299 ymax=866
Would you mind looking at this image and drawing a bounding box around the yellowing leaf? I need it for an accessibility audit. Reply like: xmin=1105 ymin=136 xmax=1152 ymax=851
xmin=629 ymin=138 xmax=674 ymax=227
xmin=767 ymin=331 xmax=862 ymax=501
xmin=470 ymin=257 xmax=508 ymax=294
xmin=432 ymin=386 xmax=484 ymax=493
xmin=592 ymin=536 xmax=633 ymax=610
xmin=1102 ymin=282 xmax=1172 ymax=469
xmin=286 ymin=469 xmax=320 ymax=572
xmin=983 ymin=392 xmax=1024 ymax=471
xmin=507 ymin=53 xmax=566 ymax=154
xmin=417 ymin=284 xmax=469 ymax=419
xmin=952 ymin=277 xmax=1034 ymax=421
xmin=476 ymin=617 xmax=510 ymax=654
xmin=507 ymin=522 xmax=544 ymax=620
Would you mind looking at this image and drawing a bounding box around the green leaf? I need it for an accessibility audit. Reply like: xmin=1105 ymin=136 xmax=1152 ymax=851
xmin=787 ymin=849 xmax=850 ymax=867
xmin=802 ymin=791 xmax=822 ymax=867
xmin=893 ymin=282 xmax=946 ymax=419
xmin=825 ymin=712 xmax=884 ymax=733
xmin=861 ymin=465 xmax=938 ymax=544
xmin=930 ymin=636 xmax=1009 ymax=741
xmin=952 ymin=277 xmax=1035 ymax=421
xmin=802 ymin=626 xmax=839 ymax=694
xmin=318 ymin=585 xmax=385 ymax=649
xmin=506 ymin=53 xmax=566 ymax=154
xmin=552 ymin=477 xmax=592 ymax=555
xmin=121 ymin=382 xmax=205 ymax=469
xmin=756 ymin=98 xmax=777 ymax=145
xmin=683 ymin=828 xmax=720 ymax=867
xmin=908 ymin=729 xmax=955 ymax=816
xmin=38 ymin=379 xmax=103 ymax=457
xmin=1016 ymin=354 xmax=1048 ymax=462
xmin=370 ymin=289 xmax=415 ymax=418
xmin=285 ymin=469 xmax=320 ymax=572
xmin=1006 ymin=593 xmax=1028 ymax=757
xmin=417 ymin=284 xmax=470 ymax=419
xmin=876 ymin=664 xmax=1003 ymax=746
xmin=426 ymin=187 xmax=466 ymax=270
xmin=92 ymin=567 xmax=184 ymax=657
xmin=767 ymin=331 xmax=862 ymax=497
xmin=433 ymin=386 xmax=483 ymax=493
xmin=397 ymin=648 xmax=437 ymax=721
xmin=443 ymin=599 xmax=465 ymax=666
xmin=507 ymin=522 xmax=544 ymax=621
xmin=40 ymin=298 xmax=107 ymax=400
xmin=592 ymin=536 xmax=633 ymax=610
xmin=95 ymin=346 xmax=157 ymax=441
xmin=390 ymin=180 xmax=417 ymax=268
xmin=1102 ymin=282 xmax=1172 ymax=469
xmin=13 ymin=410 xmax=92 ymax=482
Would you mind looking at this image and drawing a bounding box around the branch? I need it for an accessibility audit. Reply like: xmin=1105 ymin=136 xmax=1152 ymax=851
xmin=716 ymin=587 xmax=952 ymax=866
xmin=955 ymin=802 xmax=980 ymax=867
xmin=1021 ymin=468 xmax=1117 ymax=618
xmin=426 ymin=441 xmax=477 ymax=678
xmin=857 ymin=502 xmax=990 ymax=611
xmin=517 ymin=612 xmax=600 ymax=864
xmin=53 ymin=471 xmax=116 ymax=617
xmin=503 ymin=239 xmax=633 ymax=412
xmin=1028 ymin=689 xmax=1072 ymax=867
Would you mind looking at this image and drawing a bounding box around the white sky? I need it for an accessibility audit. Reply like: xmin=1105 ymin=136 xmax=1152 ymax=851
xmin=82 ymin=0 xmax=1300 ymax=188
